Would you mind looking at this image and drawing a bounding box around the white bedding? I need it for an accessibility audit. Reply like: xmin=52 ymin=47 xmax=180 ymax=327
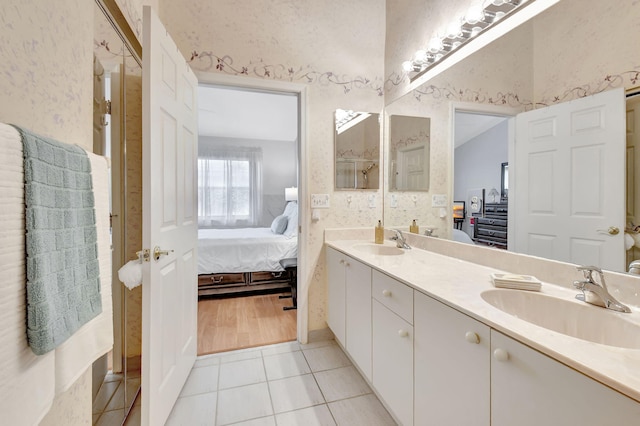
xmin=198 ymin=227 xmax=298 ymax=274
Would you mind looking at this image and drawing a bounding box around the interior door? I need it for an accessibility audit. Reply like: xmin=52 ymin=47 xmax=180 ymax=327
xmin=513 ymin=88 xmax=625 ymax=271
xmin=141 ymin=6 xmax=199 ymax=425
xmin=626 ymin=94 xmax=640 ymax=266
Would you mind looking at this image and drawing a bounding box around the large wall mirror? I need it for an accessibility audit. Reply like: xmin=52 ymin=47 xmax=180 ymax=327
xmin=388 ymin=115 xmax=430 ymax=191
xmin=382 ymin=0 xmax=640 ymax=274
xmin=334 ymin=109 xmax=380 ymax=190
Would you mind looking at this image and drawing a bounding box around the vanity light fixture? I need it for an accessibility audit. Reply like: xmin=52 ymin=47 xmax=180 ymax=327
xmin=403 ymin=0 xmax=533 ymax=81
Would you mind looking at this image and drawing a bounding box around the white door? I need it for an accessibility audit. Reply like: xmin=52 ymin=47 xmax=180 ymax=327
xmin=141 ymin=6 xmax=199 ymax=426
xmin=513 ymin=88 xmax=625 ymax=271
xmin=626 ymin=94 xmax=640 ymax=266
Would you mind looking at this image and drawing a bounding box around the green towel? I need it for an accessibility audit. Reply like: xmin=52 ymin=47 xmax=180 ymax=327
xmin=15 ymin=125 xmax=102 ymax=356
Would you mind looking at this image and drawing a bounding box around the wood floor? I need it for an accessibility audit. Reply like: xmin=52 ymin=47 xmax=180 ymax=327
xmin=197 ymin=293 xmax=297 ymax=355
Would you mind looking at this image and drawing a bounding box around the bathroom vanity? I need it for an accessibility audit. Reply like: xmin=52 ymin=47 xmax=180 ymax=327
xmin=325 ymin=236 xmax=640 ymax=425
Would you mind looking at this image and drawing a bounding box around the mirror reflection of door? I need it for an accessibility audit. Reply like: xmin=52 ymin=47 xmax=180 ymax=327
xmin=388 ymin=114 xmax=431 ymax=191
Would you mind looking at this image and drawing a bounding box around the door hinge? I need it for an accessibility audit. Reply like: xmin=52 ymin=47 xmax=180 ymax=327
xmin=136 ymin=249 xmax=151 ymax=262
xmin=102 ymin=98 xmax=112 ymax=115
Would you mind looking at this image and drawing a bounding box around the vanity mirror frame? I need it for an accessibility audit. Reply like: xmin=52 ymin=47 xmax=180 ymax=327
xmin=334 ymin=109 xmax=381 ymax=190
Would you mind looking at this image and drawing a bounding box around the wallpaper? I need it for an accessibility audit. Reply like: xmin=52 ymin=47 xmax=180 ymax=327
xmin=0 ymin=1 xmax=95 ymax=424
xmin=159 ymin=0 xmax=387 ymax=331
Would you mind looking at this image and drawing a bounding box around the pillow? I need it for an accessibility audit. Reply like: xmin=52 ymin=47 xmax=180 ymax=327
xmin=270 ymin=214 xmax=288 ymax=234
xmin=282 ymin=201 xmax=297 ymax=219
xmin=284 ymin=205 xmax=298 ymax=237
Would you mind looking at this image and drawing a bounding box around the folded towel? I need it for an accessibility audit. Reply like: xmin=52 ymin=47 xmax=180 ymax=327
xmin=54 ymin=152 xmax=113 ymax=393
xmin=15 ymin=125 xmax=102 ymax=355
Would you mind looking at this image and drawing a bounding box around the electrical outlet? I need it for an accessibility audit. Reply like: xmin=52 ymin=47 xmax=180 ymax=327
xmin=432 ymin=194 xmax=448 ymax=207
xmin=311 ymin=194 xmax=330 ymax=208
xmin=368 ymin=194 xmax=376 ymax=208
xmin=390 ymin=194 xmax=398 ymax=208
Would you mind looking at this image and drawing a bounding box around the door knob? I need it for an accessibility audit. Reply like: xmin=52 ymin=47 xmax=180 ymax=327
xmin=153 ymin=246 xmax=174 ymax=261
xmin=597 ymin=226 xmax=619 ymax=236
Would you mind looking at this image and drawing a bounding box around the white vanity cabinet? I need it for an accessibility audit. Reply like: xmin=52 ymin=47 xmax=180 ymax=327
xmin=372 ymin=271 xmax=414 ymax=426
xmin=491 ymin=330 xmax=640 ymax=425
xmin=414 ymin=291 xmax=490 ymax=426
xmin=326 ymin=247 xmax=372 ymax=369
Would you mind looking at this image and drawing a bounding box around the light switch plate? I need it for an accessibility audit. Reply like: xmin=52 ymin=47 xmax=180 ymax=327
xmin=432 ymin=194 xmax=448 ymax=207
xmin=311 ymin=194 xmax=330 ymax=208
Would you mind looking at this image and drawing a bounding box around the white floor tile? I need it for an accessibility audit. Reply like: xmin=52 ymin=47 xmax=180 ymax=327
xmin=95 ymin=409 xmax=126 ymax=426
xmin=268 ymin=374 xmax=325 ymax=414
xmin=123 ymin=403 xmax=141 ymax=426
xmin=275 ymin=404 xmax=337 ymax=426
xmin=260 ymin=340 xmax=300 ymax=357
xmin=228 ymin=416 xmax=276 ymax=426
xmin=218 ymin=357 xmax=266 ymax=390
xmin=264 ymin=350 xmax=311 ymax=380
xmin=166 ymin=392 xmax=217 ymax=426
xmin=314 ymin=366 xmax=372 ymax=402
xmin=93 ymin=380 xmax=121 ymax=414
xmin=218 ymin=347 xmax=263 ymax=364
xmin=216 ymin=382 xmax=273 ymax=425
xmin=180 ymin=364 xmax=220 ymax=397
xmin=328 ymin=394 xmax=396 ymax=426
xmin=299 ymin=340 xmax=337 ymax=351
xmin=302 ymin=344 xmax=351 ymax=372
xmin=195 ymin=354 xmax=222 ymax=368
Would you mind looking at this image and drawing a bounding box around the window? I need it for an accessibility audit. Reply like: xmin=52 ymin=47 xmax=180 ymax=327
xmin=198 ymin=146 xmax=262 ymax=227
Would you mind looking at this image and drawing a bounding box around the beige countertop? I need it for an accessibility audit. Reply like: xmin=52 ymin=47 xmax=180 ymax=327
xmin=325 ymin=238 xmax=640 ymax=403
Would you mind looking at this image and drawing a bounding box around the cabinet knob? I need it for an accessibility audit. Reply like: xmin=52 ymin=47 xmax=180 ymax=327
xmin=465 ymin=331 xmax=480 ymax=344
xmin=398 ymin=329 xmax=409 ymax=338
xmin=345 ymin=262 xmax=350 ymax=267
xmin=382 ymin=289 xmax=392 ymax=297
xmin=493 ymin=348 xmax=509 ymax=362
xmin=339 ymin=259 xmax=345 ymax=265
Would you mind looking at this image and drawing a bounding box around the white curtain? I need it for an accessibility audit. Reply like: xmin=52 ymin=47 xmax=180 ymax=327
xmin=198 ymin=145 xmax=263 ymax=228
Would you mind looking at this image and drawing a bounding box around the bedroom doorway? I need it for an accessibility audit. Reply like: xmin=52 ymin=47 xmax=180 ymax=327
xmin=195 ymin=82 xmax=301 ymax=355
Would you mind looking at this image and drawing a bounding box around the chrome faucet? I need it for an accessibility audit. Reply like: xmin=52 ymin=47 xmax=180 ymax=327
xmin=573 ymin=265 xmax=631 ymax=313
xmin=391 ymin=229 xmax=411 ymax=249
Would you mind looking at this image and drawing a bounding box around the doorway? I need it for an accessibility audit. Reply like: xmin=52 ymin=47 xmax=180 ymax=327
xmin=196 ymin=83 xmax=301 ymax=355
xmin=452 ymin=106 xmax=514 ymax=244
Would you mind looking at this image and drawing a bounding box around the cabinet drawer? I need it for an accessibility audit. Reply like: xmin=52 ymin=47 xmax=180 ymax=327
xmin=198 ymin=273 xmax=246 ymax=287
xmin=476 ymin=217 xmax=507 ymax=227
xmin=477 ymin=227 xmax=507 ymax=239
xmin=249 ymin=271 xmax=286 ymax=283
xmin=372 ymin=270 xmax=413 ymax=324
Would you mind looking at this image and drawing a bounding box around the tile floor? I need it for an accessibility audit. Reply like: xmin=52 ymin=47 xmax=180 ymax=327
xmin=92 ymin=370 xmax=141 ymax=425
xmin=125 ymin=339 xmax=397 ymax=425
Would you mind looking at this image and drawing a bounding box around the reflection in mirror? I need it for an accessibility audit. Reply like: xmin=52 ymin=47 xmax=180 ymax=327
xmin=382 ymin=0 xmax=640 ymax=273
xmin=388 ymin=115 xmax=430 ymax=191
xmin=334 ymin=109 xmax=380 ymax=190
xmin=93 ymin=0 xmax=142 ymax=423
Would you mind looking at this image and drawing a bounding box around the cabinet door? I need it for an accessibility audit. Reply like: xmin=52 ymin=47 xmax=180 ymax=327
xmin=326 ymin=248 xmax=346 ymax=346
xmin=373 ymin=300 xmax=413 ymax=426
xmin=345 ymin=259 xmax=372 ymax=381
xmin=414 ymin=292 xmax=490 ymax=426
xmin=491 ymin=330 xmax=640 ymax=425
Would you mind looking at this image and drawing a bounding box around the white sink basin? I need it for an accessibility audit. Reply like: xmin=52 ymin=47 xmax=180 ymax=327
xmin=481 ymin=289 xmax=640 ymax=349
xmin=352 ymin=243 xmax=405 ymax=256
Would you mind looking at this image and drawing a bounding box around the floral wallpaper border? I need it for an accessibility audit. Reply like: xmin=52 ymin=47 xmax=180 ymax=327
xmin=188 ymin=51 xmax=384 ymax=96
xmin=404 ymin=69 xmax=640 ymax=109
xmin=335 ymin=146 xmax=379 ymax=160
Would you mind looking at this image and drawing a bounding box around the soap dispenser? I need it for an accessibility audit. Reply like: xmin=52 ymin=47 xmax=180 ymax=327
xmin=410 ymin=219 xmax=419 ymax=234
xmin=375 ymin=220 xmax=384 ymax=244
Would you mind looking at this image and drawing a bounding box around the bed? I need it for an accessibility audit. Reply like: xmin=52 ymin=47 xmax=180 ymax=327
xmin=197 ymin=201 xmax=298 ymax=297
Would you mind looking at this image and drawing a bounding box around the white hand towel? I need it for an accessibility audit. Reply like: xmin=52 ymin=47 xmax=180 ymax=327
xmin=118 ymin=259 xmax=143 ymax=289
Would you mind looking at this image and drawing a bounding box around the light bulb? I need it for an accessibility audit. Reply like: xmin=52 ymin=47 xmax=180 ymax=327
xmin=446 ymin=21 xmax=462 ymax=38
xmin=402 ymin=61 xmax=414 ymax=72
xmin=414 ymin=49 xmax=428 ymax=62
xmin=465 ymin=5 xmax=485 ymax=24
xmin=427 ymin=37 xmax=444 ymax=53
